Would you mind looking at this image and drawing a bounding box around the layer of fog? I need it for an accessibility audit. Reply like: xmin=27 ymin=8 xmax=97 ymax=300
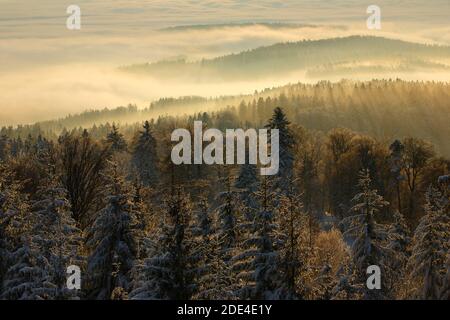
xmin=1 ymin=14 xmax=450 ymax=125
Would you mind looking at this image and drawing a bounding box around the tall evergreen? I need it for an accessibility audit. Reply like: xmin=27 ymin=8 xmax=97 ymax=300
xmin=389 ymin=140 xmax=405 ymax=213
xmin=194 ymin=230 xmax=237 ymax=300
xmin=131 ymin=121 xmax=158 ymax=186
xmin=341 ymin=169 xmax=393 ymax=299
xmin=389 ymin=211 xmax=411 ymax=264
xmin=233 ymin=177 xmax=283 ymax=299
xmin=235 ymin=163 xmax=259 ymax=222
xmin=216 ymin=174 xmax=238 ymax=262
xmin=106 ymin=124 xmax=127 ymax=152
xmin=278 ymin=187 xmax=305 ymax=299
xmin=0 ymin=166 xmax=54 ymax=300
xmin=193 ymin=198 xmax=237 ymax=300
xmin=192 ymin=196 xmax=213 ymax=240
xmin=407 ymin=186 xmax=449 ymax=299
xmin=265 ymin=107 xmax=294 ymax=194
xmin=130 ymin=189 xmax=197 ymax=300
xmin=86 ymin=162 xmax=138 ymax=299
xmin=30 ymin=172 xmax=83 ymax=299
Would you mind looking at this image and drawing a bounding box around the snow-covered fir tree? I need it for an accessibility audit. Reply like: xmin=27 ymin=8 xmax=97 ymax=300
xmin=278 ymin=186 xmax=305 ymax=299
xmin=215 ymin=174 xmax=238 ymax=262
xmin=265 ymin=107 xmax=294 ymax=195
xmin=197 ymin=235 xmax=238 ymax=300
xmin=332 ymin=263 xmax=364 ymax=300
xmin=193 ymin=213 xmax=237 ymax=300
xmin=130 ymin=189 xmax=197 ymax=300
xmin=388 ymin=211 xmax=411 ymax=257
xmin=86 ymin=162 xmax=138 ymax=299
xmin=0 ymin=166 xmax=55 ymax=300
xmin=30 ymin=172 xmax=83 ymax=299
xmin=232 ymin=176 xmax=283 ymax=299
xmin=389 ymin=140 xmax=405 ymax=213
xmin=130 ymin=178 xmax=151 ymax=260
xmin=106 ymin=124 xmax=127 ymax=152
xmin=234 ymin=163 xmax=259 ymax=223
xmin=407 ymin=186 xmax=449 ymax=299
xmin=387 ymin=210 xmax=412 ymax=296
xmin=387 ymin=210 xmax=411 ymax=296
xmin=192 ymin=196 xmax=213 ymax=240
xmin=131 ymin=121 xmax=158 ymax=186
xmin=1 ymin=240 xmax=55 ymax=300
xmin=340 ymin=169 xmax=394 ymax=299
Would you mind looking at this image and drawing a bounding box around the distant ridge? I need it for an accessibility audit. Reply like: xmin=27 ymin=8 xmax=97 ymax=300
xmin=159 ymin=22 xmax=327 ymax=32
xmin=122 ymin=36 xmax=450 ymax=81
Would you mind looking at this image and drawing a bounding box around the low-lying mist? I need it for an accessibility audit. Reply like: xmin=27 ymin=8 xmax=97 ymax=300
xmin=2 ymin=62 xmax=450 ymax=127
xmin=1 ymin=22 xmax=450 ymax=126
xmin=0 ymin=63 xmax=309 ymax=126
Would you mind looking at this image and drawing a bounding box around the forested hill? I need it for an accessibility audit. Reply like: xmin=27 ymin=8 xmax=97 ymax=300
xmin=2 ymin=79 xmax=449 ymax=157
xmin=122 ymin=36 xmax=450 ymax=80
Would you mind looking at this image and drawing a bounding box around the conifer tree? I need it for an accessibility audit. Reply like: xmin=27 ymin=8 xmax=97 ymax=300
xmin=193 ymin=213 xmax=237 ymax=300
xmin=131 ymin=121 xmax=158 ymax=187
xmin=130 ymin=189 xmax=197 ymax=300
xmin=1 ymin=240 xmax=55 ymax=300
xmin=192 ymin=196 xmax=213 ymax=240
xmin=106 ymin=124 xmax=127 ymax=152
xmin=216 ymin=174 xmax=238 ymax=262
xmin=278 ymin=186 xmax=304 ymax=299
xmin=332 ymin=263 xmax=363 ymax=300
xmin=407 ymin=186 xmax=449 ymax=299
xmin=233 ymin=177 xmax=282 ymax=299
xmin=130 ymin=178 xmax=150 ymax=260
xmin=235 ymin=163 xmax=259 ymax=222
xmin=31 ymin=172 xmax=83 ymax=299
xmin=0 ymin=166 xmax=54 ymax=300
xmin=386 ymin=210 xmax=411 ymax=296
xmin=86 ymin=162 xmax=138 ymax=299
xmin=196 ymin=233 xmax=237 ymax=300
xmin=340 ymin=169 xmax=393 ymax=299
xmin=389 ymin=140 xmax=405 ymax=213
xmin=265 ymin=107 xmax=294 ymax=194
xmin=389 ymin=211 xmax=411 ymax=268
xmin=388 ymin=211 xmax=411 ymax=256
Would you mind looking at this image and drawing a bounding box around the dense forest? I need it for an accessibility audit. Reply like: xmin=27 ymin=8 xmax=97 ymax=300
xmin=0 ymin=99 xmax=449 ymax=299
xmin=122 ymin=36 xmax=450 ymax=80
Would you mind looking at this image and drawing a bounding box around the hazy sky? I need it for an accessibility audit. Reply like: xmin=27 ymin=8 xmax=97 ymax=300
xmin=1 ymin=0 xmax=449 ymax=34
xmin=0 ymin=0 xmax=449 ymax=125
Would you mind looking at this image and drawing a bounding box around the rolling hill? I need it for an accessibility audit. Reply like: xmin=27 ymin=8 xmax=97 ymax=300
xmin=121 ymin=36 xmax=450 ymax=81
